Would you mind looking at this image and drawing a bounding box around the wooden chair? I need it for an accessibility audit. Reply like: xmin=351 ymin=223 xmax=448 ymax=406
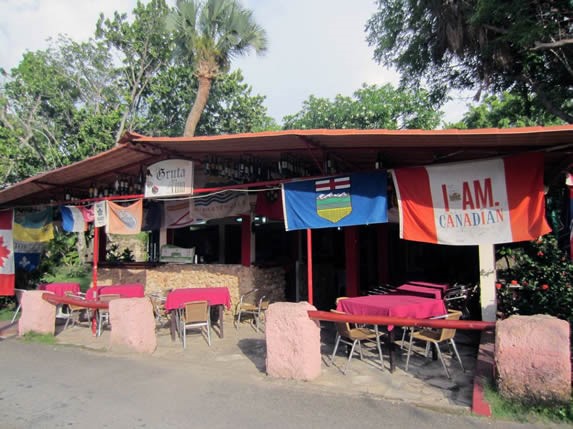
xmin=10 ymin=288 xmax=25 ymax=323
xmin=97 ymin=294 xmax=121 ymax=336
xmin=234 ymin=290 xmax=269 ymax=332
xmin=405 ymin=310 xmax=465 ymax=378
xmin=329 ymin=310 xmax=385 ymax=374
xmin=180 ymin=300 xmax=211 ymax=349
xmin=62 ymin=292 xmax=89 ymax=330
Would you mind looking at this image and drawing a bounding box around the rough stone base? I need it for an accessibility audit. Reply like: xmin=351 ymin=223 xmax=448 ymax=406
xmin=495 ymin=314 xmax=571 ymax=404
xmin=18 ymin=290 xmax=56 ymax=336
xmin=109 ymin=298 xmax=157 ymax=354
xmin=266 ymin=301 xmax=321 ymax=381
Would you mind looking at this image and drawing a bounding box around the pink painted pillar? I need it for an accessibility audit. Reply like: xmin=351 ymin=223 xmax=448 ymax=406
xmin=18 ymin=290 xmax=56 ymax=336
xmin=266 ymin=302 xmax=321 ymax=380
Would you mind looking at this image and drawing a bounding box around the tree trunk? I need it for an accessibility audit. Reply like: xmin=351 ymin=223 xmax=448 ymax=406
xmin=184 ymin=75 xmax=213 ymax=137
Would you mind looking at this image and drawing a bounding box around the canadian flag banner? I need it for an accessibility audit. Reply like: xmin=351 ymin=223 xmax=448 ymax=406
xmin=0 ymin=210 xmax=15 ymax=296
xmin=391 ymin=153 xmax=551 ymax=245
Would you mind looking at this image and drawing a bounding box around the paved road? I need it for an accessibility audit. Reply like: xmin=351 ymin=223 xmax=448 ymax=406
xmin=0 ymin=340 xmax=564 ymax=429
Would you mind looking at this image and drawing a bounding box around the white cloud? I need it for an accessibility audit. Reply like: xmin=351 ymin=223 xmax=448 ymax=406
xmin=0 ymin=0 xmax=469 ymax=126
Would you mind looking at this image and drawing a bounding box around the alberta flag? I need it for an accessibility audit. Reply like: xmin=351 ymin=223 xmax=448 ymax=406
xmin=282 ymin=171 xmax=388 ymax=231
xmin=391 ymin=153 xmax=551 ymax=245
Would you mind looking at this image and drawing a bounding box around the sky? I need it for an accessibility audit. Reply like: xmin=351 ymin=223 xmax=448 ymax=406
xmin=0 ymin=0 xmax=471 ymax=125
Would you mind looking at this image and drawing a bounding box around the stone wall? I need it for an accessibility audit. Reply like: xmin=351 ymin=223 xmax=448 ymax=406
xmin=97 ymin=264 xmax=286 ymax=312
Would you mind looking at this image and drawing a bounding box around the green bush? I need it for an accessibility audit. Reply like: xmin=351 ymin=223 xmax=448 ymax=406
xmin=496 ymin=235 xmax=573 ymax=325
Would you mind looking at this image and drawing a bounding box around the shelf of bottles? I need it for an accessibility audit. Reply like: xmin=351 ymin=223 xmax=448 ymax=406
xmin=63 ymin=168 xmax=146 ymax=202
xmin=203 ymin=154 xmax=317 ymax=183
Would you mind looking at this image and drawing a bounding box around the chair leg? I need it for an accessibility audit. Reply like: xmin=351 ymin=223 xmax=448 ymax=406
xmin=344 ymin=340 xmax=358 ymax=374
xmin=405 ymin=333 xmax=415 ymax=371
xmin=330 ymin=333 xmax=341 ymax=365
xmin=11 ymin=304 xmax=21 ymax=323
xmin=434 ymin=342 xmax=451 ymax=379
xmin=449 ymin=339 xmax=464 ymax=371
xmin=206 ymin=320 xmax=211 ymax=346
xmin=374 ymin=325 xmax=384 ymax=369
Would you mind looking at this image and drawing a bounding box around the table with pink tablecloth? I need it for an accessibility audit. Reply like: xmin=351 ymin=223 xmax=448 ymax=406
xmin=395 ymin=284 xmax=442 ymax=300
xmin=85 ymin=283 xmax=145 ymax=300
xmin=405 ymin=281 xmax=450 ymax=293
xmin=39 ymin=282 xmax=81 ymax=297
xmin=165 ymin=287 xmax=231 ymax=339
xmin=337 ymin=294 xmax=447 ymax=372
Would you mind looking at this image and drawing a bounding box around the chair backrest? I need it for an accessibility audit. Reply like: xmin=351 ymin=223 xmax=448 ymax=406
xmin=239 ymin=289 xmax=259 ymax=306
xmin=438 ymin=310 xmax=462 ymax=341
xmin=65 ymin=291 xmax=86 ymax=310
xmin=184 ymin=300 xmax=209 ymax=323
xmin=99 ymin=294 xmax=121 ymax=303
xmin=335 ymin=296 xmax=349 ymax=305
xmin=14 ymin=288 xmax=25 ymax=303
xmin=258 ymin=296 xmax=269 ymax=311
xmin=330 ymin=309 xmax=352 ymax=338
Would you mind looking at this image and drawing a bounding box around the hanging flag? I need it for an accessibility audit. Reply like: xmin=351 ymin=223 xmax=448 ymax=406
xmin=163 ymin=200 xmax=203 ymax=229
xmin=60 ymin=205 xmax=87 ymax=232
xmin=190 ymin=192 xmax=250 ymax=220
xmin=81 ymin=206 xmax=94 ymax=224
xmin=392 ymin=152 xmax=551 ymax=245
xmin=107 ymin=200 xmax=143 ymax=235
xmin=14 ymin=241 xmax=44 ymax=272
xmin=255 ymin=190 xmax=284 ymax=220
xmin=13 ymin=208 xmax=54 ymax=242
xmin=93 ymin=201 xmax=107 ymax=227
xmin=282 ymin=171 xmax=388 ymax=231
xmin=0 ymin=210 xmax=15 ymax=296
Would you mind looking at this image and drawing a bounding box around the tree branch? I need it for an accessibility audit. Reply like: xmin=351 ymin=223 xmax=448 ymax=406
xmin=532 ymin=38 xmax=573 ymax=51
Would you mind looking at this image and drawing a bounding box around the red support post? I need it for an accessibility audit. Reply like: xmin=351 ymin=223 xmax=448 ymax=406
xmin=307 ymin=229 xmax=313 ymax=305
xmin=344 ymin=226 xmax=360 ymax=297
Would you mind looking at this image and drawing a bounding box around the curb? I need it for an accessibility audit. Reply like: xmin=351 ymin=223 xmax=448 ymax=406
xmin=472 ymin=330 xmax=494 ymax=417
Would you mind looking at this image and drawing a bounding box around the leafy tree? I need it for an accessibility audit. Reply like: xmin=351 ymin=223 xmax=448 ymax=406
xmin=366 ymin=1 xmax=573 ymax=123
xmin=448 ymin=92 xmax=566 ymax=129
xmin=283 ymin=84 xmax=442 ymax=130
xmin=166 ymin=0 xmax=268 ymax=136
xmin=142 ymin=68 xmax=278 ymax=135
xmin=96 ymin=0 xmax=172 ymax=142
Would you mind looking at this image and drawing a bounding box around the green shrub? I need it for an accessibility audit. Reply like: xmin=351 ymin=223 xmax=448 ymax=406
xmin=496 ymin=234 xmax=573 ymax=325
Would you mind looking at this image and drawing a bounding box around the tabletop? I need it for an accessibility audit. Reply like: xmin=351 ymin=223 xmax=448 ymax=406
xmin=395 ymin=284 xmax=442 ymax=299
xmin=85 ymin=283 xmax=145 ymax=300
xmin=405 ymin=281 xmax=450 ymax=292
xmin=165 ymin=287 xmax=231 ymax=311
xmin=39 ymin=283 xmax=81 ymax=297
xmin=336 ymin=294 xmax=446 ymax=330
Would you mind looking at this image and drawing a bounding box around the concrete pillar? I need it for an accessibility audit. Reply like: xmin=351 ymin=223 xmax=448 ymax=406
xmin=18 ymin=290 xmax=56 ymax=336
xmin=478 ymin=244 xmax=496 ymax=322
xmin=266 ymin=302 xmax=321 ymax=380
xmin=109 ymin=297 xmax=157 ymax=354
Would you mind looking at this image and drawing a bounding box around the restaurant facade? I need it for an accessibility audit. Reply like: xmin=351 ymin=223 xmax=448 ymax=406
xmin=2 ymin=127 xmax=573 ymax=316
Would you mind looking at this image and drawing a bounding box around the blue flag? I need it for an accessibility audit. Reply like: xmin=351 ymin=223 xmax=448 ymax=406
xmin=282 ymin=171 xmax=388 ymax=231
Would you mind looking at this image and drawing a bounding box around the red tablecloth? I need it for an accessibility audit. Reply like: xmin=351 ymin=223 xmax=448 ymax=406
xmin=406 ymin=281 xmax=450 ymax=293
xmin=165 ymin=287 xmax=231 ymax=311
xmin=337 ymin=295 xmax=446 ymax=330
xmin=395 ymin=284 xmax=442 ymax=299
xmin=85 ymin=283 xmax=145 ymax=300
xmin=40 ymin=282 xmax=80 ymax=297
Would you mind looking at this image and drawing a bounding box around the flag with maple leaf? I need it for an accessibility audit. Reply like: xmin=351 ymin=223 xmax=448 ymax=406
xmin=0 ymin=210 xmax=15 ymax=296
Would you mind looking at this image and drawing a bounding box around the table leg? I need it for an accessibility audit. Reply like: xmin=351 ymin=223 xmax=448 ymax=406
xmin=169 ymin=311 xmax=177 ymax=342
xmin=389 ymin=329 xmax=396 ymax=373
xmin=218 ymin=305 xmax=224 ymax=339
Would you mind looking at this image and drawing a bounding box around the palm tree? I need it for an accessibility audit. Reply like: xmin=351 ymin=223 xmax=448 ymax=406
xmin=167 ymin=0 xmax=268 ymax=137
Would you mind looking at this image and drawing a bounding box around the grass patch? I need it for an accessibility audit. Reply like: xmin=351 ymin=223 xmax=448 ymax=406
xmin=484 ymin=382 xmax=573 ymax=424
xmin=21 ymin=331 xmax=56 ymax=345
xmin=0 ymin=306 xmax=17 ymax=321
